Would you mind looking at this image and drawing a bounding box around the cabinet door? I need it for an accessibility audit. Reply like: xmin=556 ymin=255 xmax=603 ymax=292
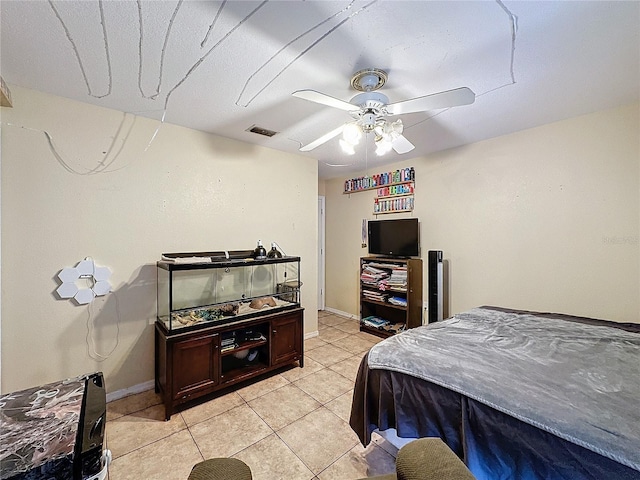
xmin=171 ymin=333 xmax=219 ymax=403
xmin=271 ymin=313 xmax=302 ymax=366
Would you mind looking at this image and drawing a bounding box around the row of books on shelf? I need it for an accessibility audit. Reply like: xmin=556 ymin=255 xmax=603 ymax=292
xmin=361 ymin=316 xmax=406 ymax=334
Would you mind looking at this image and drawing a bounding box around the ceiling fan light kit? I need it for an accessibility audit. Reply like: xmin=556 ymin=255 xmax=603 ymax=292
xmin=293 ymin=68 xmax=475 ymax=157
xmin=343 ymin=122 xmax=363 ymax=144
xmin=375 ymin=139 xmax=393 ymax=156
xmin=339 ymin=138 xmax=356 ymax=155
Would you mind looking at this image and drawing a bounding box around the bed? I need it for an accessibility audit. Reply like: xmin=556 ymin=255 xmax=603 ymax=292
xmin=349 ymin=306 xmax=640 ymax=480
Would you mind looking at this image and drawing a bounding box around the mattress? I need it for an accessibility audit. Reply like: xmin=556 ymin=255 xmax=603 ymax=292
xmin=350 ymin=306 xmax=640 ymax=480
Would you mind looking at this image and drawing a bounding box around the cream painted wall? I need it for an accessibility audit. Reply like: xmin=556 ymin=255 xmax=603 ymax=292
xmin=1 ymin=86 xmax=318 ymax=394
xmin=318 ymin=179 xmax=326 ymax=196
xmin=326 ymin=103 xmax=639 ymax=323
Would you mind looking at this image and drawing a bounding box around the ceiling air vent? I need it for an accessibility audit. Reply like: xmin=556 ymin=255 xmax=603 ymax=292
xmin=246 ymin=125 xmax=278 ymax=137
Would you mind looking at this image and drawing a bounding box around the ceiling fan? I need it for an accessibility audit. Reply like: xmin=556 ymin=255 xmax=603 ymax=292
xmin=292 ymin=68 xmax=475 ymax=156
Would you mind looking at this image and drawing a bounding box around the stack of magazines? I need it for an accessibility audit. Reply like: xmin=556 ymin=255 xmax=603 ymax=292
xmin=361 ymin=315 xmax=390 ymax=329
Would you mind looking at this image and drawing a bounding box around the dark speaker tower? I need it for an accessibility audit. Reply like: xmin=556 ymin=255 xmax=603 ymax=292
xmin=428 ymin=250 xmax=443 ymax=323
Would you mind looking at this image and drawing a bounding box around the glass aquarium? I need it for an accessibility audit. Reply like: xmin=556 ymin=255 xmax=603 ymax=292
xmin=157 ymin=250 xmax=301 ymax=333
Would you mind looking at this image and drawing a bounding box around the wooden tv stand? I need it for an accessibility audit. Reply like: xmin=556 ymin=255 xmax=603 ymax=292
xmin=155 ymin=307 xmax=303 ymax=420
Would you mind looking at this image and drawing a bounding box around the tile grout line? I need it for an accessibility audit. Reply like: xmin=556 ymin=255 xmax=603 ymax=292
xmin=234 ymin=398 xmax=325 ymax=478
xmin=106 ymin=399 xmax=164 ymax=422
xmin=270 ymin=406 xmax=357 ymax=479
xmin=240 ymin=379 xmax=361 ymax=477
xmin=107 ymin=421 xmax=191 ymax=465
xmin=272 ymin=429 xmax=318 ymax=479
xmin=184 ymin=414 xmax=207 ymax=464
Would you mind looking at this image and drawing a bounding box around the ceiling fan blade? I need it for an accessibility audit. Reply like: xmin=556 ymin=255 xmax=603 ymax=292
xmin=391 ymin=134 xmax=415 ymax=154
xmin=292 ymin=89 xmax=357 ymax=112
xmin=386 ymin=87 xmax=475 ymax=115
xmin=300 ymin=124 xmax=345 ymax=152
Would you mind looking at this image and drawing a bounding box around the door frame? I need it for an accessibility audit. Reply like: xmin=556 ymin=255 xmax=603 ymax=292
xmin=318 ymin=196 xmax=325 ymax=310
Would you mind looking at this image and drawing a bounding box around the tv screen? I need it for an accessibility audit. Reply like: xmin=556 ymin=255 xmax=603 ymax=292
xmin=368 ymin=218 xmax=419 ymax=257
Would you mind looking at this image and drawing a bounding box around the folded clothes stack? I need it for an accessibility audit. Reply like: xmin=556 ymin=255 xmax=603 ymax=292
xmin=361 ymin=316 xmax=390 ymax=329
xmin=360 ymin=265 xmax=389 ymax=287
xmin=388 ymin=296 xmax=407 ymax=307
xmin=363 ymin=290 xmax=388 ymax=302
xmin=387 ymin=266 xmax=407 ymax=290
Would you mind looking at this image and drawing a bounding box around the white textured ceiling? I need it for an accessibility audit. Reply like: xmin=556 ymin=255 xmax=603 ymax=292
xmin=1 ymin=1 xmax=639 ymax=179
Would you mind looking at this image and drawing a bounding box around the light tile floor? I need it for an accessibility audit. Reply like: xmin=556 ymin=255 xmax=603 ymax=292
xmin=105 ymin=312 xmax=398 ymax=480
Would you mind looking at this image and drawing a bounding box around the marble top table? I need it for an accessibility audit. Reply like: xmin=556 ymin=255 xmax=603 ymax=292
xmin=0 ymin=375 xmax=89 ymax=479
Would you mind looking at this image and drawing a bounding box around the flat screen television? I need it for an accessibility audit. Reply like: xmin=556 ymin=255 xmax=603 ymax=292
xmin=368 ymin=218 xmax=419 ymax=257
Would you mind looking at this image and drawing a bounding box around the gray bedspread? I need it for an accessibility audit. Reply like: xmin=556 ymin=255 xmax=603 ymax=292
xmin=367 ymin=307 xmax=640 ymax=471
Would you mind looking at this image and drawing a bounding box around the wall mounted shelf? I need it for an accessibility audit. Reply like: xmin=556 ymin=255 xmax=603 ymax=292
xmin=374 ymin=182 xmax=414 ymax=214
xmin=343 ymin=168 xmax=415 ymax=194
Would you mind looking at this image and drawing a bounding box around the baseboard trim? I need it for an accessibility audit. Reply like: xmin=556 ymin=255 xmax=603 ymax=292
xmin=304 ymin=330 xmax=319 ymax=340
xmin=106 ymin=379 xmax=154 ymax=403
xmin=324 ymin=307 xmax=359 ymax=320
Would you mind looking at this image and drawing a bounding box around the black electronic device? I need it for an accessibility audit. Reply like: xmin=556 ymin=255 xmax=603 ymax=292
xmin=428 ymin=250 xmax=443 ymax=323
xmin=367 ymin=218 xmax=419 ymax=258
xmin=74 ymin=372 xmax=107 ymax=478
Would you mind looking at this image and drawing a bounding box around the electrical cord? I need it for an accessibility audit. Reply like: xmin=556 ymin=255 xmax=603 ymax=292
xmin=85 ymin=291 xmax=121 ymax=361
xmin=83 ymin=257 xmax=120 ymax=361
